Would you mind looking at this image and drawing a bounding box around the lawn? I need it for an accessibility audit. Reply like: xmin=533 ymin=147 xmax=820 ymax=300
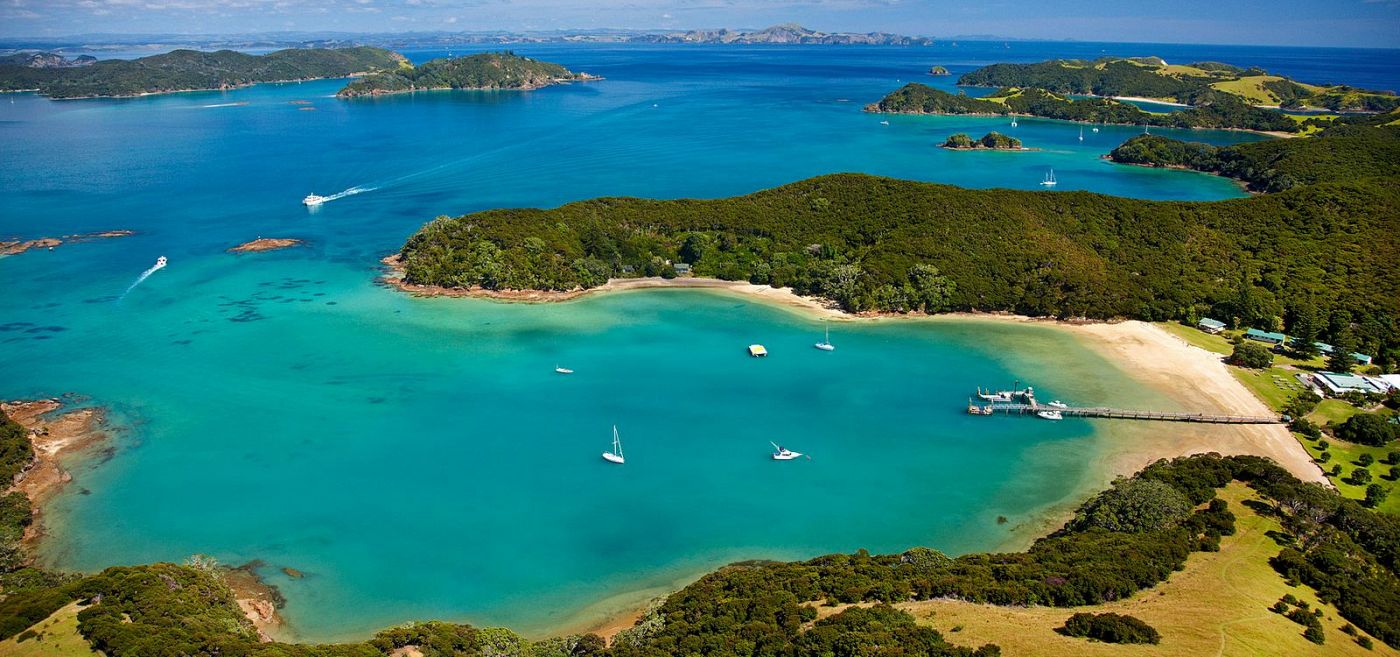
xmin=1297 ymin=430 xmax=1400 ymax=515
xmin=1233 ymin=366 xmax=1309 ymax=412
xmin=901 ymin=484 xmax=1395 ymax=657
xmin=0 ymin=602 xmax=99 ymax=657
xmin=1308 ymin=399 xmax=1364 ymax=427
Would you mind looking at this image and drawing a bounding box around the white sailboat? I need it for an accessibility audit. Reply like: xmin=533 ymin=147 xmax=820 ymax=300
xmin=814 ymin=324 xmax=835 ymax=351
xmin=602 ymin=425 xmax=625 ymax=464
xmin=771 ymin=441 xmax=803 ymax=460
xmin=1039 ymin=169 xmax=1057 ymax=187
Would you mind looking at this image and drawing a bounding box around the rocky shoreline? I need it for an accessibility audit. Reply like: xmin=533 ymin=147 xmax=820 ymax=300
xmin=0 ymin=230 xmax=134 ymax=257
xmin=229 ymin=237 xmax=304 ymax=253
xmin=2 ymin=398 xmax=110 ymax=550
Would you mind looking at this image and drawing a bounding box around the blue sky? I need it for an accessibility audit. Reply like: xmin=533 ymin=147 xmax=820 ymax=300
xmin=2 ymin=0 xmax=1398 ymax=48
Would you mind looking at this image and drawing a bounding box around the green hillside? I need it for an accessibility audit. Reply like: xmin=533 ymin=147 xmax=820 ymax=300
xmin=337 ymin=51 xmax=593 ymax=97
xmin=0 ymin=47 xmax=405 ymax=99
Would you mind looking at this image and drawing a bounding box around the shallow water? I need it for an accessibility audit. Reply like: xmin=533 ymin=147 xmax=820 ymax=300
xmin=1 ymin=42 xmax=1394 ymax=641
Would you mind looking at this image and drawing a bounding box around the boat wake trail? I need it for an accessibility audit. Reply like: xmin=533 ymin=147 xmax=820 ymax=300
xmin=324 ymin=185 xmax=377 ymax=202
xmin=120 ymin=257 xmax=166 ymax=300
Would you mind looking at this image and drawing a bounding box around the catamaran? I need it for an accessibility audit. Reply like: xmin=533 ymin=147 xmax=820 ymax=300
xmin=814 ymin=324 xmax=835 ymax=351
xmin=302 ymin=194 xmax=327 ymax=206
xmin=771 ymin=441 xmax=803 ymax=460
xmin=1039 ymin=169 xmax=1057 ymax=187
xmin=602 ymin=425 xmax=625 ymax=464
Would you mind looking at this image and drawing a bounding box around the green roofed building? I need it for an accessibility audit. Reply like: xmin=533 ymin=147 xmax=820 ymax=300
xmin=1244 ymin=328 xmax=1287 ymax=345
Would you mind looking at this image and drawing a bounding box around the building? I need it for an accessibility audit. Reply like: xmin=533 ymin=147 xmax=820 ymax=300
xmin=1197 ymin=318 xmax=1226 ymax=334
xmin=1244 ymin=328 xmax=1287 ymax=346
xmin=1311 ymin=371 xmax=1389 ymax=396
xmin=1377 ymin=374 xmax=1400 ymax=393
xmin=673 ymin=263 xmax=692 ymax=275
xmin=1354 ymin=353 xmax=1373 ymax=366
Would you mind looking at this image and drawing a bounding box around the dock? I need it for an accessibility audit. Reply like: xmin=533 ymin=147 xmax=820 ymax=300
xmin=971 ymin=402 xmax=1283 ymax=425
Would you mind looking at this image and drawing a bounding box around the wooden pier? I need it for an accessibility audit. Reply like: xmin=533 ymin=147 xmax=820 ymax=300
xmin=975 ymin=403 xmax=1283 ymax=425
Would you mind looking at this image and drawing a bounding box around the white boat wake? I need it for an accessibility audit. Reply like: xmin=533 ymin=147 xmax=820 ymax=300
xmin=306 ymin=185 xmax=378 ymax=207
xmin=120 ymin=256 xmax=166 ymax=299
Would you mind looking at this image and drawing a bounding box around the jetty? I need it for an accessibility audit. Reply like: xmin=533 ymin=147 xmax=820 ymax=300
xmin=967 ymin=383 xmax=1283 ymax=424
xmin=970 ymin=402 xmax=1283 ymax=424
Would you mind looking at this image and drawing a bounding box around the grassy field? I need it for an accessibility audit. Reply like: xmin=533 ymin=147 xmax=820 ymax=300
xmin=902 ymin=484 xmax=1396 ymax=657
xmin=1297 ymin=420 xmax=1400 ymax=515
xmin=0 ymin=602 xmax=99 ymax=657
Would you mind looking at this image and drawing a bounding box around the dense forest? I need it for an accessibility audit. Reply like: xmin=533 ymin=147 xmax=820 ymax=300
xmin=1109 ymin=123 xmax=1400 ymax=192
xmin=868 ymin=83 xmax=1299 ymax=132
xmin=0 ymin=47 xmax=405 ymax=99
xmin=397 ymin=123 xmax=1399 ymax=367
xmin=337 ymin=52 xmax=593 ymax=97
xmin=2 ymin=450 xmax=1396 ymax=655
xmin=941 ymin=131 xmax=1022 ymax=150
xmin=956 ymin=57 xmax=1400 ymax=112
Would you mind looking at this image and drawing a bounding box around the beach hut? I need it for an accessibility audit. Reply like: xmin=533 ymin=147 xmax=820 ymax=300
xmin=1197 ymin=318 xmax=1226 ymax=334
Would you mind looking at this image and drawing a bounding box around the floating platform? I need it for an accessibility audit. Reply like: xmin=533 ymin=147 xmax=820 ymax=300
xmin=748 ymin=344 xmax=768 ymax=358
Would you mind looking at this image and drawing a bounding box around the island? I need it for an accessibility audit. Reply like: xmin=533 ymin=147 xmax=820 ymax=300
xmin=941 ymin=131 xmax=1026 ymax=150
xmin=957 ymin=56 xmax=1400 ymax=112
xmin=227 ymin=238 xmax=304 ymax=253
xmin=336 ymin=51 xmax=597 ymax=97
xmin=867 ymin=82 xmax=1303 ymax=133
xmin=634 ymin=23 xmax=934 ymax=45
xmin=0 ymin=47 xmax=406 ymax=99
xmin=0 ymin=229 xmax=134 ymax=256
xmin=928 ymin=65 xmax=950 ymax=76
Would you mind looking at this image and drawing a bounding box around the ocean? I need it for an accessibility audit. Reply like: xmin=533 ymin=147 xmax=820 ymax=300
xmin=1 ymin=41 xmax=1394 ymax=641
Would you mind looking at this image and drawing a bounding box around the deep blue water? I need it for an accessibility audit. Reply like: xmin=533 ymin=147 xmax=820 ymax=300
xmin=0 ymin=42 xmax=1394 ymax=642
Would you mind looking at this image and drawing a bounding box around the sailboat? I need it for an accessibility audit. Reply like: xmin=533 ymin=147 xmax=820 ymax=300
xmin=1039 ymin=169 xmax=1057 ymax=187
xmin=814 ymin=323 xmax=835 ymax=351
xmin=1010 ymin=117 xmax=1018 ymax=128
xmin=602 ymin=425 xmax=625 ymax=464
xmin=771 ymin=441 xmax=803 ymax=460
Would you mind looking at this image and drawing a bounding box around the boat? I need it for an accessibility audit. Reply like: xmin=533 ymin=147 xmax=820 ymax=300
xmin=748 ymin=344 xmax=768 ymax=358
xmin=814 ymin=324 xmax=835 ymax=351
xmin=1036 ymin=410 xmax=1063 ymax=420
xmin=1078 ymin=126 xmax=1084 ymax=142
xmin=154 ymin=256 xmax=167 ymax=269
xmin=1010 ymin=117 xmax=1018 ymax=128
xmin=1046 ymin=400 xmax=1068 ymax=409
xmin=302 ymin=194 xmax=327 ymax=206
xmin=602 ymin=425 xmax=625 ymax=464
xmin=771 ymin=441 xmax=803 ymax=460
xmin=1039 ymin=169 xmax=1057 ymax=187
xmin=879 ymin=120 xmax=889 ymax=125
xmin=554 ymin=365 xmax=573 ymax=374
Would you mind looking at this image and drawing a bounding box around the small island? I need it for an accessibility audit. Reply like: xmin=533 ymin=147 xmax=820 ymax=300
xmin=0 ymin=229 xmax=133 ymax=256
xmin=942 ymin=131 xmax=1028 ymax=150
xmin=228 ymin=238 xmax=304 ymax=253
xmin=336 ymin=51 xmax=597 ymax=97
xmin=927 ymin=66 xmax=950 ymax=76
xmin=0 ymin=47 xmax=405 ymax=99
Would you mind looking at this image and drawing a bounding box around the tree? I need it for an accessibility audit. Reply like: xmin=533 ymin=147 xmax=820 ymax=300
xmin=1387 ymin=450 xmax=1400 ymax=465
xmin=1229 ymin=341 xmax=1274 ymax=369
xmin=1358 ymin=453 xmax=1375 ymax=467
xmin=1336 ymin=414 xmax=1399 ymax=447
xmin=1364 ymin=484 xmax=1388 ymax=508
xmin=1351 ymin=468 xmax=1373 ymax=485
xmin=1290 ymin=303 xmax=1323 ymax=358
xmin=908 ymin=264 xmax=956 ymax=313
xmin=1329 ymin=329 xmax=1358 ymax=373
xmin=1058 ymin=612 xmax=1161 ymax=644
xmin=1068 ymin=478 xmax=1192 ymax=533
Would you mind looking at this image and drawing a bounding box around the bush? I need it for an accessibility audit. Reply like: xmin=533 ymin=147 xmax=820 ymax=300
xmin=1067 ymin=478 xmax=1193 ymax=533
xmin=1364 ymin=484 xmax=1388 ymax=508
xmin=1336 ymin=414 xmax=1400 ymax=447
xmin=1229 ymin=341 xmax=1274 ymax=369
xmin=1359 ymin=453 xmax=1375 ymax=466
xmin=1058 ymin=612 xmax=1161 ymax=644
xmin=1305 ymin=625 xmax=1326 ymax=645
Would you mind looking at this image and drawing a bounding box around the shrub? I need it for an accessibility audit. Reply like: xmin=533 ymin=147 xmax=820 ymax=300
xmin=1057 ymin=612 xmax=1161 ymax=644
xmin=1305 ymin=625 xmax=1326 ymax=645
xmin=1067 ymin=478 xmax=1192 ymax=533
xmin=1359 ymin=453 xmax=1375 ymax=466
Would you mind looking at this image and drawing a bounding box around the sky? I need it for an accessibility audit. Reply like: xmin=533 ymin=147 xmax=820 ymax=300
xmin=1 ymin=0 xmax=1398 ymax=48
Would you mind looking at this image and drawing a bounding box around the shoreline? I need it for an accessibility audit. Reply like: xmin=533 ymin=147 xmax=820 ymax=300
xmin=2 ymin=399 xmax=111 ymax=551
xmin=1 ymin=229 xmax=134 ymax=257
xmin=338 ymin=74 xmax=601 ymax=98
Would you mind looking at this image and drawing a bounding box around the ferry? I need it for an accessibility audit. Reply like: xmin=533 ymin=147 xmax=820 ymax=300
xmin=302 ymin=194 xmax=327 ymax=206
xmin=771 ymin=442 xmax=803 ymax=460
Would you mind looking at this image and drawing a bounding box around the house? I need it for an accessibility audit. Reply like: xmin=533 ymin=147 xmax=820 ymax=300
xmin=1197 ymin=318 xmax=1226 ymax=334
xmin=1354 ymin=352 xmax=1373 ymax=366
xmin=673 ymin=263 xmax=692 ymax=275
xmin=1244 ymin=328 xmax=1287 ymax=346
xmin=1311 ymin=371 xmax=1388 ymax=396
xmin=1313 ymin=341 xmax=1334 ymax=354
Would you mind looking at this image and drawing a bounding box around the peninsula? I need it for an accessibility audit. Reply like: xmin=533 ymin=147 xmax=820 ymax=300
xmin=958 ymin=56 xmax=1400 ymax=112
xmin=0 ymin=47 xmax=405 ymax=99
xmin=867 ymin=83 xmax=1302 ymax=133
xmin=336 ymin=51 xmax=596 ymax=97
xmin=941 ymin=131 xmax=1026 ymax=150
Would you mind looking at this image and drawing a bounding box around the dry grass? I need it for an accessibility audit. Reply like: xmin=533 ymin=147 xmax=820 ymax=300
xmin=0 ymin=602 xmax=99 ymax=657
xmin=899 ymin=484 xmax=1395 ymax=657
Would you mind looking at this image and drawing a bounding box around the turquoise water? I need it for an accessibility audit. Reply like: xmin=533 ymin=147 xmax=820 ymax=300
xmin=1 ymin=43 xmax=1391 ymax=641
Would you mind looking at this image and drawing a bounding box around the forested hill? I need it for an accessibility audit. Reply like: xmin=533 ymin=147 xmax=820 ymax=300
xmin=1109 ymin=122 xmax=1400 ymax=192
xmin=0 ymin=47 xmax=405 ymax=99
xmin=957 ymin=57 xmax=1400 ymax=112
xmin=337 ymin=52 xmax=594 ymax=97
xmin=867 ymin=83 xmax=1299 ymax=132
xmin=397 ymin=123 xmax=1399 ymax=360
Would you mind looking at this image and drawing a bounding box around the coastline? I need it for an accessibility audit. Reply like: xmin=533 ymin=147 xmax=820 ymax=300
xmin=1 ymin=398 xmax=111 ymax=550
xmin=337 ymin=73 xmax=601 ymax=98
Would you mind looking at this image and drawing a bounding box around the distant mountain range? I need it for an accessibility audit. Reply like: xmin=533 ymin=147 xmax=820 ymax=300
xmin=0 ymin=24 xmax=935 ymax=54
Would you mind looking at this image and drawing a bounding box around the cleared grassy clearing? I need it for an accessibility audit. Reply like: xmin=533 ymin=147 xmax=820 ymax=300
xmin=0 ymin=602 xmax=98 ymax=657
